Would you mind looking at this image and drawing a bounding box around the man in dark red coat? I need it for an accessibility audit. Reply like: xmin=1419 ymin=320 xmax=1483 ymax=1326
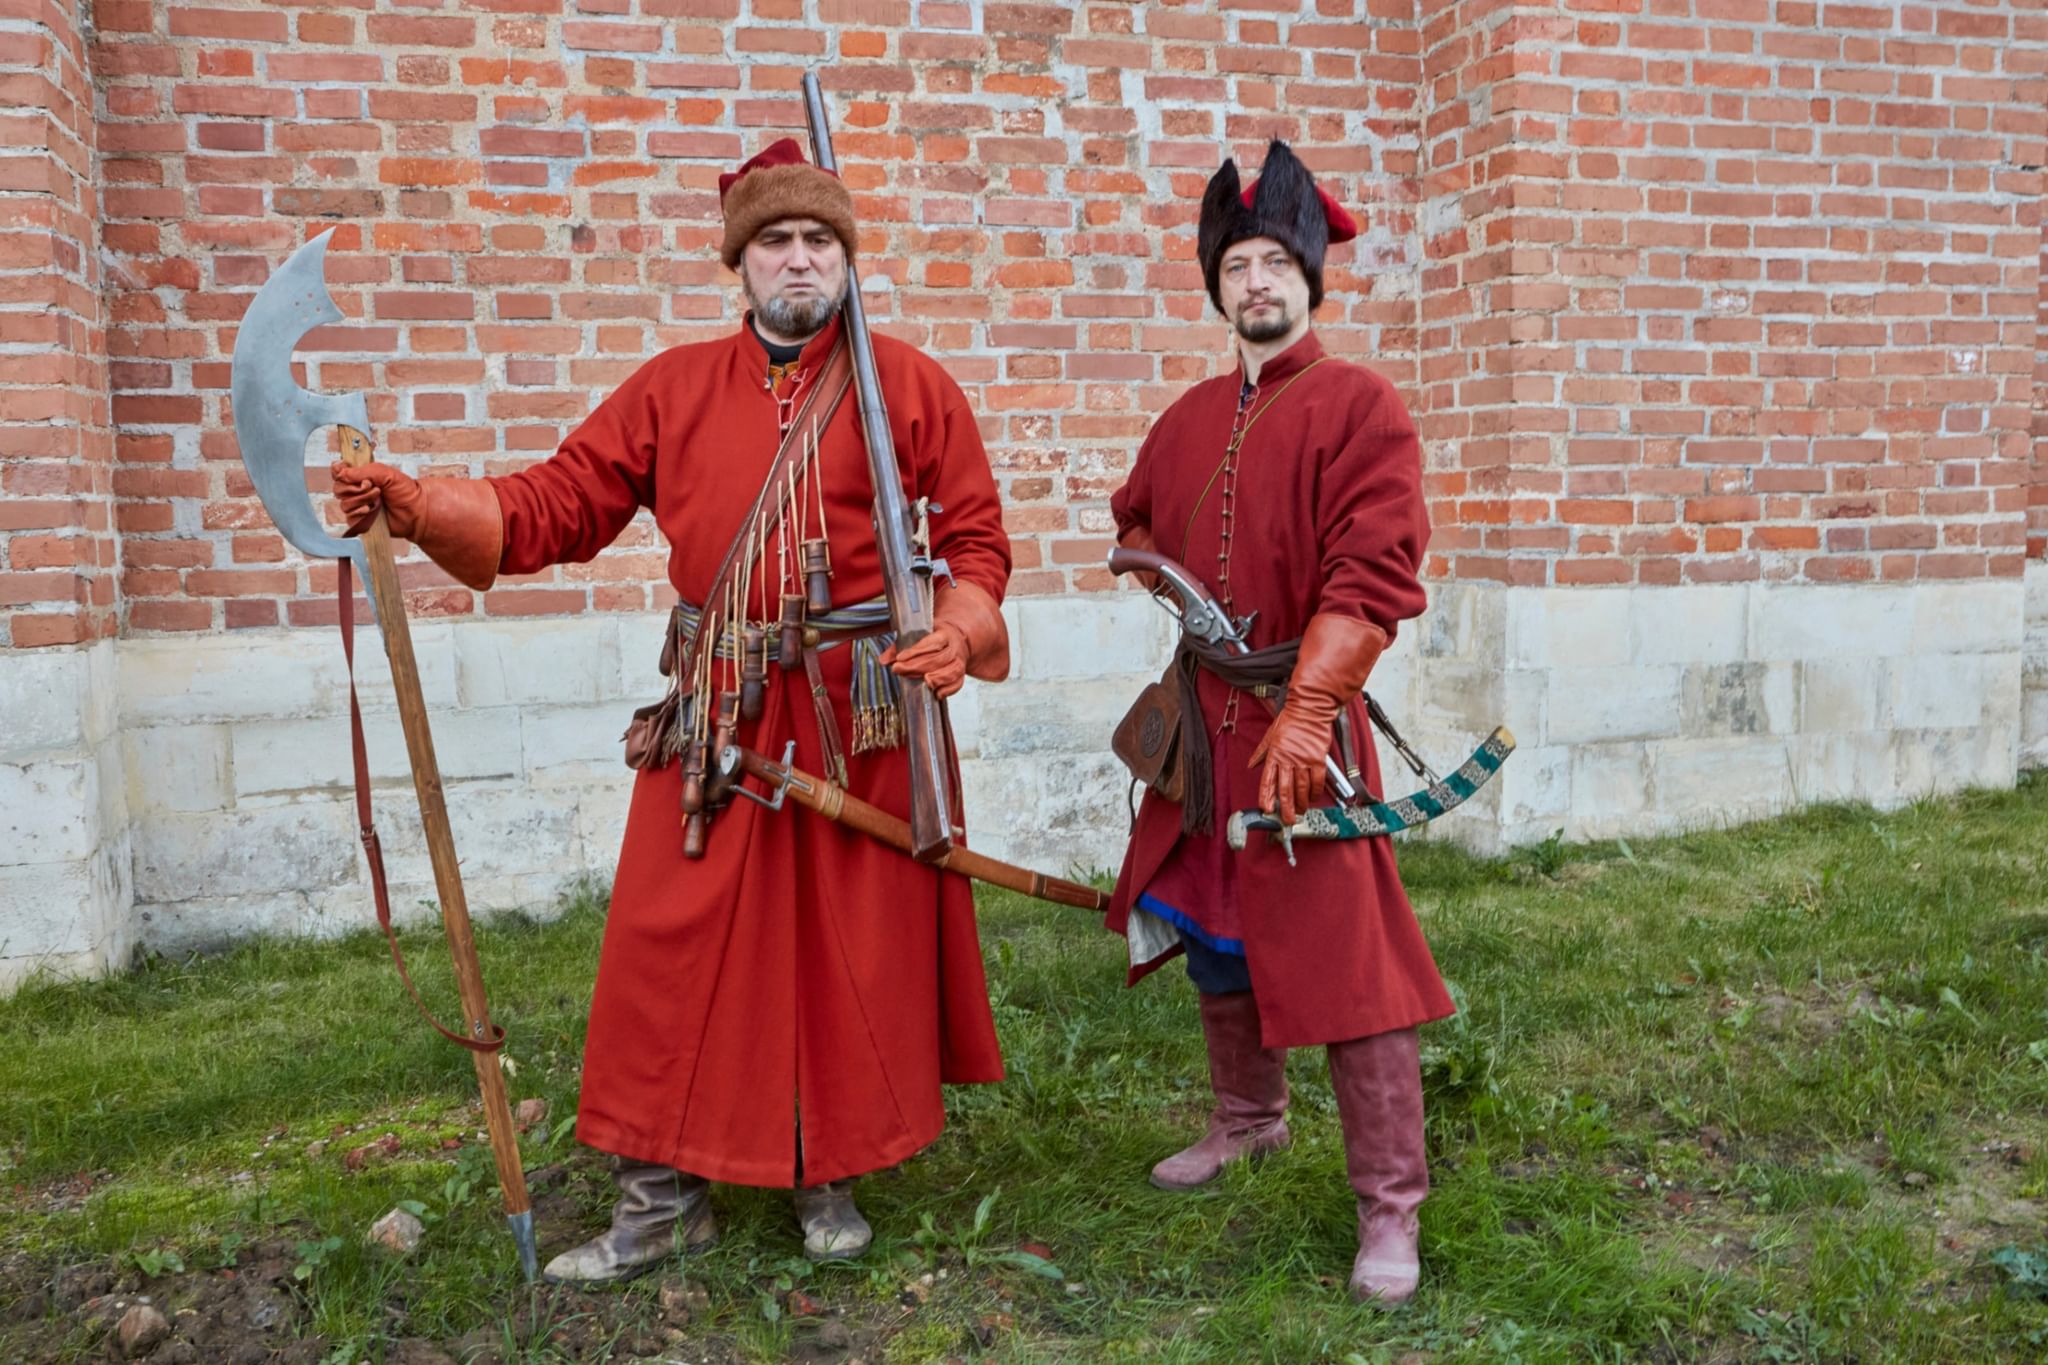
xmin=331 ymin=140 xmax=1012 ymax=1282
xmin=1106 ymin=141 xmax=1454 ymax=1305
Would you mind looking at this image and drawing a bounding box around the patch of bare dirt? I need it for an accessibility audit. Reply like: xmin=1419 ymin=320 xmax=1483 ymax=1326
xmin=1 ymin=1238 xmax=316 ymax=1364
xmin=0 ymin=1239 xmax=996 ymax=1365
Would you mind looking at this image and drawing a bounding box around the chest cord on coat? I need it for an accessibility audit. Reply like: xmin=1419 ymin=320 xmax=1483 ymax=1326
xmin=1166 ymin=358 xmax=1330 ymax=835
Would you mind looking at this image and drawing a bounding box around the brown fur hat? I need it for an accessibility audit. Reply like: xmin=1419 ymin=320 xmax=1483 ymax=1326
xmin=718 ymin=138 xmax=858 ymax=270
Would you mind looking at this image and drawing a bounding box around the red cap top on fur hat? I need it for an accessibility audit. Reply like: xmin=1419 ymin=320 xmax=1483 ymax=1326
xmin=1197 ymin=140 xmax=1359 ymax=312
xmin=718 ymin=137 xmax=858 ymax=270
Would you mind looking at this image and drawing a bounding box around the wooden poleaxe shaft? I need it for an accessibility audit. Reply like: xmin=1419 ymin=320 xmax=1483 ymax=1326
xmin=727 ymin=745 xmax=1108 ymax=912
xmin=338 ymin=429 xmax=534 ymax=1265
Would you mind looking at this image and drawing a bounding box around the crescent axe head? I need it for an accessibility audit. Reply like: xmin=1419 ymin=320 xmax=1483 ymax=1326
xmin=229 ymin=228 xmax=377 ymax=623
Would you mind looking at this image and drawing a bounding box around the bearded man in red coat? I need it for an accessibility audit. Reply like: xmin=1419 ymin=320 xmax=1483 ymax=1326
xmin=1105 ymin=141 xmax=1454 ymax=1306
xmin=331 ymin=140 xmax=1012 ymax=1282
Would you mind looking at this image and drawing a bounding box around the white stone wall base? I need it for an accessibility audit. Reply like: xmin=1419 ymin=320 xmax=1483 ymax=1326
xmin=0 ymin=642 xmax=133 ymax=991
xmin=1 ymin=572 xmax=2040 ymax=988
xmin=1422 ymin=579 xmax=2026 ymax=852
xmin=2024 ymin=560 xmax=2048 ymax=770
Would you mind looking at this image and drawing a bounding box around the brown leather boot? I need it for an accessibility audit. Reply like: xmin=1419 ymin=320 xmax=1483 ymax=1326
xmin=1150 ymin=991 xmax=1291 ymax=1191
xmin=540 ymin=1162 xmax=717 ymax=1285
xmin=793 ymin=1179 xmax=872 ymax=1261
xmin=1327 ymin=1027 xmax=1427 ymax=1306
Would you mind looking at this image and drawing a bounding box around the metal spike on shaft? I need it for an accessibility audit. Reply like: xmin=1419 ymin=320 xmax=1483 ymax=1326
xmin=508 ymin=1210 xmax=538 ymax=1282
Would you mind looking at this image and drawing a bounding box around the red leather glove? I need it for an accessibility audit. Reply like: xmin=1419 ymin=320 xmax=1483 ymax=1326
xmin=330 ymin=460 xmax=505 ymax=592
xmin=1249 ymin=613 xmax=1388 ymax=826
xmin=882 ymin=580 xmax=1010 ymax=699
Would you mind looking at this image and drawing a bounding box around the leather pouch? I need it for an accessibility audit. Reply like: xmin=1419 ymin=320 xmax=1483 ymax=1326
xmin=621 ymin=690 xmax=680 ymax=772
xmin=1111 ymin=671 xmax=1186 ymax=804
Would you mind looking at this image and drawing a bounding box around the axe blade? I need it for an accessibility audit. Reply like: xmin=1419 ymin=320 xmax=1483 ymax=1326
xmin=230 ymin=228 xmax=375 ymax=619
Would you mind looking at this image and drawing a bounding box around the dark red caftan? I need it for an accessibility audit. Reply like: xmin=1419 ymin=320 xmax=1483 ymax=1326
xmin=488 ymin=316 xmax=1010 ymax=1187
xmin=1106 ymin=331 xmax=1456 ymax=1049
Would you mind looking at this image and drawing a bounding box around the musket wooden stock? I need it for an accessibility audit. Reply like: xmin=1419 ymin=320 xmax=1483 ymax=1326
xmin=728 ymin=746 xmax=1108 ymax=913
xmin=801 ymin=70 xmax=955 ymax=865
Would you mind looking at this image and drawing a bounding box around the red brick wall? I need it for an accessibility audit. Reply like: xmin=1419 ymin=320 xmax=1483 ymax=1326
xmin=2 ymin=0 xmax=112 ymax=649
xmin=1422 ymin=0 xmax=2046 ymax=588
xmin=16 ymin=0 xmax=2048 ymax=652
xmin=88 ymin=0 xmax=1419 ymax=636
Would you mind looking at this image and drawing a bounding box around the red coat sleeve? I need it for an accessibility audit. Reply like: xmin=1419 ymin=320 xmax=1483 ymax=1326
xmin=892 ymin=352 xmax=1011 ymax=605
xmin=491 ymin=361 xmax=660 ymax=576
xmin=1315 ymin=402 xmax=1430 ymax=641
xmin=1110 ymin=421 xmax=1159 ymax=544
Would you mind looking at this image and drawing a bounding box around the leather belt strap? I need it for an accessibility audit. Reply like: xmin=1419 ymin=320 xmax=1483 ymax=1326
xmin=800 ymin=619 xmax=892 ymax=783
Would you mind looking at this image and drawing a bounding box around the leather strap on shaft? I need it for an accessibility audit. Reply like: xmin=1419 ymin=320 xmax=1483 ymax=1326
xmin=341 ymin=560 xmax=504 ymax=1055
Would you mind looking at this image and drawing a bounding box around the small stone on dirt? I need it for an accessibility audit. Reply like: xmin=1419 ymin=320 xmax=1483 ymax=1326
xmin=657 ymin=1277 xmax=702 ymax=1326
xmin=370 ymin=1208 xmax=425 ymax=1254
xmin=117 ymin=1302 xmax=171 ymax=1357
xmin=815 ymin=1320 xmax=853 ymax=1349
xmin=242 ymin=1286 xmax=287 ymax=1331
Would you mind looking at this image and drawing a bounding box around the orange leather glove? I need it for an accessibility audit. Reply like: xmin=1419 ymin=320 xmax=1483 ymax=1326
xmin=882 ymin=580 xmax=1010 ymax=699
xmin=1249 ymin=613 xmax=1388 ymax=826
xmin=330 ymin=460 xmax=505 ymax=593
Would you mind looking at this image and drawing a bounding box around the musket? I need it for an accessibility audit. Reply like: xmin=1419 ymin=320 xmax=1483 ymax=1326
xmin=720 ymin=743 xmax=1107 ymax=912
xmin=801 ymin=70 xmax=955 ymax=864
xmin=229 ymin=230 xmax=537 ymax=1281
xmin=1106 ymin=544 xmax=1358 ymax=802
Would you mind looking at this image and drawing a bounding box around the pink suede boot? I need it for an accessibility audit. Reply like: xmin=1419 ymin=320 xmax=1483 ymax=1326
xmin=1150 ymin=991 xmax=1291 ymax=1191
xmin=1327 ymin=1027 xmax=1427 ymax=1306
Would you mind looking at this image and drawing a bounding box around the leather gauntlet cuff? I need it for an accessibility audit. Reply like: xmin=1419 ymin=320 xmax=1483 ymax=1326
xmin=1285 ymin=613 xmax=1389 ymax=724
xmin=414 ymin=477 xmax=506 ymax=593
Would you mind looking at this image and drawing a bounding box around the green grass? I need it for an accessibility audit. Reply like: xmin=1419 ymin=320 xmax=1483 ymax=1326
xmin=8 ymin=780 xmax=2048 ymax=1361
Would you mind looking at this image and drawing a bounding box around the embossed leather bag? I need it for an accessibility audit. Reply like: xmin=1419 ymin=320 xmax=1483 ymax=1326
xmin=1111 ymin=668 xmax=1187 ymax=804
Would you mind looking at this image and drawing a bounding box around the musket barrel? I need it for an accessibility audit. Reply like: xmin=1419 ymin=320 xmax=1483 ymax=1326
xmin=801 ymin=68 xmax=954 ymax=862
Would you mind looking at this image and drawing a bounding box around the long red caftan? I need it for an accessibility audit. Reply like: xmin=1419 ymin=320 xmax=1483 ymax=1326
xmin=1106 ymin=330 xmax=1456 ymax=1049
xmin=487 ymin=315 xmax=1010 ymax=1187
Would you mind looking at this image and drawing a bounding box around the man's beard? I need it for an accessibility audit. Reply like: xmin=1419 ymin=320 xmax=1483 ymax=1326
xmin=751 ymin=281 xmax=845 ymax=339
xmin=1233 ymin=298 xmax=1294 ymax=343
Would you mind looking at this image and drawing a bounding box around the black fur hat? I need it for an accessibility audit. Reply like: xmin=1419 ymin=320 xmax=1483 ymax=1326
xmin=1197 ymin=139 xmax=1358 ymax=313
